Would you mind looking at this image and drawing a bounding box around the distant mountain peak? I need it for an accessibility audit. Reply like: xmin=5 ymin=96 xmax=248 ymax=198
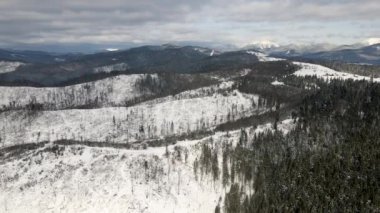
xmin=106 ymin=48 xmax=119 ymax=52
xmin=365 ymin=38 xmax=380 ymax=45
xmin=245 ymin=40 xmax=280 ymax=50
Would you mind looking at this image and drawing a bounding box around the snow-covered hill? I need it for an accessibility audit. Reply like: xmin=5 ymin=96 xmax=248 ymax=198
xmin=0 ymin=89 xmax=263 ymax=147
xmin=246 ymin=51 xmax=283 ymax=62
xmin=0 ymin=52 xmax=309 ymax=212
xmin=0 ymin=61 xmax=24 ymax=74
xmin=0 ymin=74 xmax=154 ymax=110
xmin=293 ymin=62 xmax=380 ymax=82
xmin=0 ymin=118 xmax=295 ymax=213
xmin=0 ymin=140 xmax=221 ymax=213
xmin=0 ymin=58 xmax=294 ymax=212
xmin=0 ymin=73 xmax=235 ymax=111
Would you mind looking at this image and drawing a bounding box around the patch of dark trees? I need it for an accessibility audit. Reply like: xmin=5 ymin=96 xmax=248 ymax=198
xmin=197 ymin=79 xmax=379 ymax=212
xmin=0 ymin=142 xmax=48 ymax=163
xmin=236 ymin=61 xmax=303 ymax=103
xmin=133 ymin=72 xmax=219 ymax=102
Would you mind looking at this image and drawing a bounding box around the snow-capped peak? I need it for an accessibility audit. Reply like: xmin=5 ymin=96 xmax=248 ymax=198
xmin=106 ymin=48 xmax=119 ymax=52
xmin=249 ymin=40 xmax=280 ymax=50
xmin=365 ymin=38 xmax=380 ymax=46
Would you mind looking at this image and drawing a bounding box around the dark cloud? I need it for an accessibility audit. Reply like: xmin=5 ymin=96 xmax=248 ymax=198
xmin=0 ymin=0 xmax=379 ymax=49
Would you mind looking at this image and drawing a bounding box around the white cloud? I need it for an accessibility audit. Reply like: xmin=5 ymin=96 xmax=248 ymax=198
xmin=0 ymin=0 xmax=379 ymax=48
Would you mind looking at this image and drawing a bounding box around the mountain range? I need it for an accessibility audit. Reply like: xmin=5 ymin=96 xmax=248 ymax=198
xmin=244 ymin=40 xmax=380 ymax=65
xmin=0 ymin=41 xmax=380 ymax=87
xmin=1 ymin=41 xmax=379 ymax=212
xmin=0 ymin=45 xmax=257 ymax=86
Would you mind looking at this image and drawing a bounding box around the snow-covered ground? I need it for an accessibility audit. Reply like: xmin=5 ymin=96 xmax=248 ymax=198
xmin=0 ymin=74 xmax=155 ymax=109
xmin=293 ymin=62 xmax=380 ymax=82
xmin=0 ymin=61 xmax=24 ymax=74
xmin=0 ymin=118 xmax=295 ymax=213
xmin=271 ymin=80 xmax=285 ymax=86
xmin=0 ymin=140 xmax=221 ymax=213
xmin=246 ymin=51 xmax=283 ymax=62
xmin=0 ymin=74 xmax=234 ymax=110
xmin=0 ymin=90 xmax=263 ymax=147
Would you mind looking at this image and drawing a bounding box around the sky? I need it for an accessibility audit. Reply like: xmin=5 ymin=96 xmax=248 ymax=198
xmin=0 ymin=0 xmax=379 ymax=51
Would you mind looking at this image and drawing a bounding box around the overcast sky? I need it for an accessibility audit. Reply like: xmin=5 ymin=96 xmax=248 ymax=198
xmin=0 ymin=0 xmax=379 ymax=50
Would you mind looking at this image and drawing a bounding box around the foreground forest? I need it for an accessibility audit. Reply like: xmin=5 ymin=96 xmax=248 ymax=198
xmin=201 ymin=80 xmax=380 ymax=212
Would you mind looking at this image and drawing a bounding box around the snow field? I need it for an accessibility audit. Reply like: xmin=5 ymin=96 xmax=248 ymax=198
xmin=0 ymin=90 xmax=262 ymax=147
xmin=0 ymin=61 xmax=24 ymax=74
xmin=293 ymin=62 xmax=380 ymax=82
xmin=0 ymin=118 xmax=296 ymax=213
xmin=0 ymin=74 xmax=155 ymax=109
xmin=0 ymin=142 xmax=221 ymax=213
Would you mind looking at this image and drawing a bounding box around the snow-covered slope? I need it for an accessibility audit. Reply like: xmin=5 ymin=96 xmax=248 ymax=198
xmin=246 ymin=51 xmax=283 ymax=62
xmin=0 ymin=90 xmax=262 ymax=147
xmin=0 ymin=50 xmax=302 ymax=212
xmin=293 ymin=62 xmax=380 ymax=82
xmin=0 ymin=61 xmax=24 ymax=74
xmin=0 ymin=74 xmax=155 ymax=109
xmin=0 ymin=141 xmax=221 ymax=213
xmin=0 ymin=118 xmax=295 ymax=213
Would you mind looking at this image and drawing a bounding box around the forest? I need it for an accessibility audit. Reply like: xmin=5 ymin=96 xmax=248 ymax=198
xmin=196 ymin=79 xmax=380 ymax=212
